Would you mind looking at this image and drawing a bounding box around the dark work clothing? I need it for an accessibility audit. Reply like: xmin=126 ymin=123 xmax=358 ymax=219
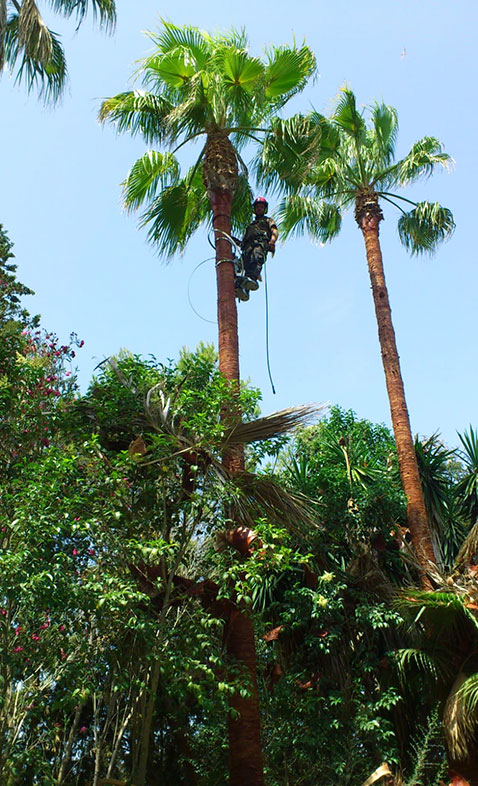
xmin=240 ymin=215 xmax=277 ymax=280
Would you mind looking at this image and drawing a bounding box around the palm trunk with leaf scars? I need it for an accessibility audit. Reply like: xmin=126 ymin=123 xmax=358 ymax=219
xmin=203 ymin=129 xmax=265 ymax=786
xmin=356 ymin=192 xmax=436 ymax=582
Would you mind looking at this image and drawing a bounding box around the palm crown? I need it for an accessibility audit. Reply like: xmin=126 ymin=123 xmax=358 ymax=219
xmin=261 ymin=88 xmax=454 ymax=252
xmin=99 ymin=22 xmax=316 ymax=257
xmin=2 ymin=0 xmax=116 ymax=102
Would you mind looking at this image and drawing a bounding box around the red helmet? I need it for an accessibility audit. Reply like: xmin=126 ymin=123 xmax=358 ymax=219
xmin=253 ymin=196 xmax=268 ymax=209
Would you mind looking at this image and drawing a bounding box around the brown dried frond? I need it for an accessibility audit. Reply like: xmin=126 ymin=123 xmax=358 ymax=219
xmin=18 ymin=0 xmax=53 ymax=62
xmin=443 ymin=670 xmax=478 ymax=761
xmin=230 ymin=471 xmax=320 ymax=538
xmin=225 ymin=403 xmax=326 ymax=446
xmin=455 ymin=522 xmax=478 ymax=570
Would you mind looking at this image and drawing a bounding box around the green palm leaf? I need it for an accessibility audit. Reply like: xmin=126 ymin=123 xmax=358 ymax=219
xmin=398 ymin=201 xmax=455 ymax=255
xmin=122 ymin=151 xmax=180 ymax=212
xmin=222 ymin=50 xmax=264 ymax=92
xmin=370 ymin=102 xmax=398 ymax=166
xmin=333 ymin=87 xmax=366 ymax=142
xmin=277 ymin=194 xmax=342 ymax=242
xmin=46 ymin=0 xmax=116 ymax=29
xmin=149 ymin=21 xmax=209 ymax=68
xmin=98 ymin=90 xmax=173 ymax=145
xmin=264 ymin=45 xmax=316 ymax=99
xmin=141 ymin=170 xmax=208 ymax=259
xmin=397 ymin=136 xmax=453 ymax=184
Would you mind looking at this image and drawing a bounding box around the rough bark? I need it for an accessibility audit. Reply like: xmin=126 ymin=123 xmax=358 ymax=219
xmin=357 ymin=196 xmax=436 ymax=581
xmin=204 ymin=135 xmax=265 ymax=786
xmin=225 ymin=609 xmax=264 ymax=786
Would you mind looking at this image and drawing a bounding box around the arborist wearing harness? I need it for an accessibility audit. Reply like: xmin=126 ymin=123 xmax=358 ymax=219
xmin=233 ymin=196 xmax=278 ymax=302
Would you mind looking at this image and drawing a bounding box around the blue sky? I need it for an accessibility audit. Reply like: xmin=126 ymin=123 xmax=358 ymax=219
xmin=0 ymin=0 xmax=474 ymax=448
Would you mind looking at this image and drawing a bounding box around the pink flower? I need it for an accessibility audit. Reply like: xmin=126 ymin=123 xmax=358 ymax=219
xmin=13 ymin=646 xmax=23 ymax=652
xmin=31 ymin=634 xmax=40 ymax=641
xmin=72 ymin=548 xmax=78 ymax=556
xmin=15 ymin=626 xmax=21 ymax=636
xmin=0 ymin=608 xmax=6 ymax=615
xmin=59 ymin=624 xmax=66 ymax=632
xmin=40 ymin=622 xmax=49 ymax=630
xmin=79 ymin=726 xmax=87 ymax=734
xmin=88 ymin=548 xmax=95 ymax=556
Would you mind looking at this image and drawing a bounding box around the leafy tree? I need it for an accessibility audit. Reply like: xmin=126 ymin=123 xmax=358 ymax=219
xmin=260 ymin=89 xmax=455 ymax=580
xmin=2 ymin=0 xmax=116 ymax=102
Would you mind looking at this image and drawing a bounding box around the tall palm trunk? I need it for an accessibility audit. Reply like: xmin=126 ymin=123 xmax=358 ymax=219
xmin=205 ymin=132 xmax=265 ymax=786
xmin=357 ymin=195 xmax=436 ymax=580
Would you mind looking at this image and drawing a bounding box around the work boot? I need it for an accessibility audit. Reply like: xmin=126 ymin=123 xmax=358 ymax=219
xmin=235 ymin=286 xmax=249 ymax=302
xmin=243 ymin=277 xmax=259 ymax=291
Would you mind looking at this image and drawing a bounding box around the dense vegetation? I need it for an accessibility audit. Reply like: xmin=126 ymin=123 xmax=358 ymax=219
xmin=1 ymin=226 xmax=477 ymax=786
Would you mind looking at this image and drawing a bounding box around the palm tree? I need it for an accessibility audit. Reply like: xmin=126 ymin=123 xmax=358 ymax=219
xmin=261 ymin=88 xmax=454 ymax=579
xmin=99 ymin=23 xmax=316 ymax=786
xmin=99 ymin=22 xmax=315 ymax=398
xmin=2 ymin=0 xmax=116 ymax=102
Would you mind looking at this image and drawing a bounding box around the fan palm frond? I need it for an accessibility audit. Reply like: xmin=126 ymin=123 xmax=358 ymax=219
xmin=231 ymin=471 xmax=320 ymax=537
xmin=443 ymin=664 xmax=478 ymax=761
xmin=47 ymin=0 xmax=116 ymax=30
xmin=5 ymin=12 xmax=67 ymax=103
xmin=398 ymin=201 xmax=455 ymax=255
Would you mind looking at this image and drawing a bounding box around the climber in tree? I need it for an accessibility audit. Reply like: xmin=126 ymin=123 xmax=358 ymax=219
xmin=234 ymin=197 xmax=278 ymax=302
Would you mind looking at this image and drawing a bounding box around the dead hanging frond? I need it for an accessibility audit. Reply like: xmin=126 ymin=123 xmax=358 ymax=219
xmin=230 ymin=471 xmax=320 ymax=538
xmin=455 ymin=521 xmax=478 ymax=570
xmin=18 ymin=0 xmax=53 ymax=63
xmin=360 ymin=763 xmax=393 ymax=786
xmin=443 ymin=662 xmax=478 ymax=762
xmin=348 ymin=544 xmax=395 ymax=600
xmin=224 ymin=403 xmax=326 ymax=446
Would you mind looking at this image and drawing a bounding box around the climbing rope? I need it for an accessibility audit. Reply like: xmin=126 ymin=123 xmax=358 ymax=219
xmin=263 ymin=261 xmax=276 ymax=395
xmin=187 ymin=256 xmax=217 ymax=325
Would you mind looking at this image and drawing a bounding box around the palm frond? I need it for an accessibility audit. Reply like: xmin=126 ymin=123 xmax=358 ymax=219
xmin=148 ymin=21 xmax=209 ymax=67
xmin=444 ymin=667 xmax=478 ymax=760
xmin=231 ymin=471 xmax=320 ymax=537
xmin=122 ymin=151 xmax=180 ymax=212
xmin=98 ymin=90 xmax=173 ymax=145
xmin=332 ymin=87 xmax=366 ymax=143
xmin=46 ymin=0 xmax=116 ymax=31
xmin=18 ymin=0 xmax=53 ymax=63
xmin=398 ymin=201 xmax=455 ymax=255
xmin=396 ymin=647 xmax=439 ymax=679
xmin=263 ymin=44 xmax=316 ymax=102
xmin=225 ymin=404 xmax=326 ymax=446
xmin=370 ymin=102 xmax=398 ymax=166
xmin=397 ymin=136 xmax=453 ymax=185
xmin=140 ymin=167 xmax=209 ymax=259
xmin=0 ymin=0 xmax=7 ymax=69
xmin=277 ymin=194 xmax=342 ymax=241
xmin=256 ymin=114 xmax=324 ymax=193
xmin=455 ymin=522 xmax=478 ymax=568
xmin=5 ymin=12 xmax=67 ymax=103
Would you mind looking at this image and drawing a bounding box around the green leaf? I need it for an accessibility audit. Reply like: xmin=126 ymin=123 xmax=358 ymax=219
xmin=397 ymin=201 xmax=455 ymax=255
xmin=264 ymin=46 xmax=316 ymax=99
xmin=122 ymin=151 xmax=180 ymax=212
xmin=222 ymin=50 xmax=263 ymax=91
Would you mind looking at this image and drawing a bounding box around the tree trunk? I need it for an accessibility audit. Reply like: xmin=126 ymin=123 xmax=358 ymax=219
xmin=208 ymin=186 xmax=265 ymax=786
xmin=225 ymin=609 xmax=264 ymax=786
xmin=358 ymin=207 xmax=436 ymax=580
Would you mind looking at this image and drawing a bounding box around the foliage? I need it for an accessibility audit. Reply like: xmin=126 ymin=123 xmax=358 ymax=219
xmin=3 ymin=0 xmax=116 ymax=102
xmin=99 ymin=21 xmax=316 ymax=256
